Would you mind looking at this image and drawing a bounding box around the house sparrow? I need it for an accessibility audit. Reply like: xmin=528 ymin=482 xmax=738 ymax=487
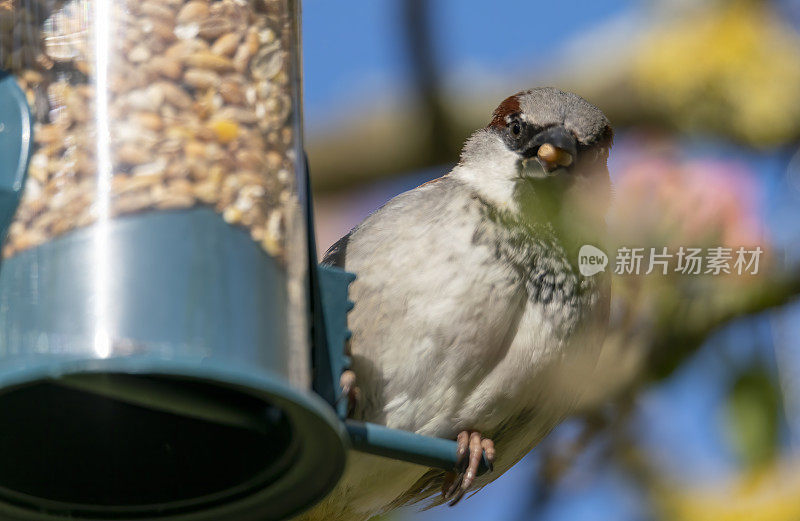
xmin=298 ymin=87 xmax=613 ymax=520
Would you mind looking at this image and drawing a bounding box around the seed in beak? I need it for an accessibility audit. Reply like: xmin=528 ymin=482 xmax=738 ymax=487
xmin=537 ymin=143 xmax=573 ymax=167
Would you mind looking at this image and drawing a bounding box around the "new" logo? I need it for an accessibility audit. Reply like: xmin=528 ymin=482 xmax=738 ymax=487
xmin=578 ymin=245 xmax=608 ymax=276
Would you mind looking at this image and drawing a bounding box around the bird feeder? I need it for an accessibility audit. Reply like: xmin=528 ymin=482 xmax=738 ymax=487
xmin=0 ymin=1 xmax=486 ymax=520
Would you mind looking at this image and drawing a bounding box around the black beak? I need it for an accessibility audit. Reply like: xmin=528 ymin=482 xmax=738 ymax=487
xmin=524 ymin=125 xmax=577 ymax=160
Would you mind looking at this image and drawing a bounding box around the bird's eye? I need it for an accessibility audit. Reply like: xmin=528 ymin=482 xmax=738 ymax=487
xmin=511 ymin=122 xmax=521 ymax=136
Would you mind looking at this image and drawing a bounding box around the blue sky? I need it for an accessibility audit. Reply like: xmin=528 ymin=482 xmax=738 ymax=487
xmin=302 ymin=0 xmax=635 ymax=128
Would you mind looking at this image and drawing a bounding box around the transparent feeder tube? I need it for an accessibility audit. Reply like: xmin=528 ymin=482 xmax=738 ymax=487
xmin=0 ymin=0 xmax=309 ymax=386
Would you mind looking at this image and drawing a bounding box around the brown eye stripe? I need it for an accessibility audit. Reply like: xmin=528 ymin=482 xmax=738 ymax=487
xmin=488 ymin=93 xmax=522 ymax=130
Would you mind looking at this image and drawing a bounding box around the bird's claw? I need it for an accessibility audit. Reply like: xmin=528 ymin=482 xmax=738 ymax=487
xmin=442 ymin=431 xmax=495 ymax=506
xmin=338 ymin=369 xmax=360 ymax=417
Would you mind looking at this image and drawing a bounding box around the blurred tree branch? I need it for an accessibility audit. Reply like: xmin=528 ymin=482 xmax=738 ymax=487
xmin=401 ymin=0 xmax=457 ymax=165
xmin=307 ymin=0 xmax=800 ymax=194
xmin=645 ymin=273 xmax=800 ymax=381
xmin=307 ymin=0 xmax=466 ymax=193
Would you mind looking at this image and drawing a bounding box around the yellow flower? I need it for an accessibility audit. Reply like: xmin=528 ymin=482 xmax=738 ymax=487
xmin=632 ymin=0 xmax=800 ymax=147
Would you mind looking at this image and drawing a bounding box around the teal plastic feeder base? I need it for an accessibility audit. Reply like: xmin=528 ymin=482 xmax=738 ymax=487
xmin=0 ymin=210 xmax=347 ymax=521
xmin=0 ymin=363 xmax=347 ymax=521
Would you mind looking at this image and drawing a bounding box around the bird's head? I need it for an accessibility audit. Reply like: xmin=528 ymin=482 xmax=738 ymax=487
xmin=455 ymin=87 xmax=613 ymax=224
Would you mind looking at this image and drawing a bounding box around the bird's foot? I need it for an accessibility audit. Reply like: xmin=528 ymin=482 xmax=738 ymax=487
xmin=338 ymin=369 xmax=360 ymax=417
xmin=442 ymin=431 xmax=495 ymax=506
